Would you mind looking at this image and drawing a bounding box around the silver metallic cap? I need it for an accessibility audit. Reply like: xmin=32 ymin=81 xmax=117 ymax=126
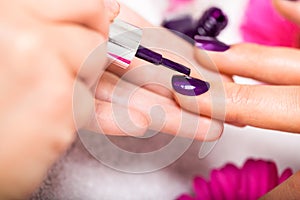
xmin=108 ymin=20 xmax=143 ymax=69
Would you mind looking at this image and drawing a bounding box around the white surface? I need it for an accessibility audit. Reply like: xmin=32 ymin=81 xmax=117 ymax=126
xmin=32 ymin=1 xmax=300 ymax=199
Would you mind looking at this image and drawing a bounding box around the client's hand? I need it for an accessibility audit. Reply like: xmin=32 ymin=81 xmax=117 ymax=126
xmin=186 ymin=43 xmax=300 ymax=133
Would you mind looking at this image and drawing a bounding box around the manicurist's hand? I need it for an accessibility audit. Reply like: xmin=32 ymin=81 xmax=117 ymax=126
xmin=0 ymin=0 xmax=120 ymax=198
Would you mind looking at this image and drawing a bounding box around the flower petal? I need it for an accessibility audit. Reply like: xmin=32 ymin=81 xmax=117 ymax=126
xmin=239 ymin=159 xmax=254 ymax=200
xmin=266 ymin=161 xmax=279 ymax=192
xmin=210 ymin=169 xmax=225 ymax=200
xmin=219 ymin=164 xmax=240 ymax=200
xmin=254 ymin=160 xmax=269 ymax=197
xmin=193 ymin=177 xmax=212 ymax=200
xmin=246 ymin=159 xmax=261 ymax=200
xmin=278 ymin=168 xmax=293 ymax=184
xmin=177 ymin=194 xmax=195 ymax=200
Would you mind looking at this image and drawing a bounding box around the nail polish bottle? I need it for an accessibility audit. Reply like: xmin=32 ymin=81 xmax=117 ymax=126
xmin=162 ymin=1 xmax=198 ymax=39
xmin=193 ymin=7 xmax=230 ymax=52
xmin=162 ymin=7 xmax=228 ymax=39
xmin=162 ymin=7 xmax=230 ymax=51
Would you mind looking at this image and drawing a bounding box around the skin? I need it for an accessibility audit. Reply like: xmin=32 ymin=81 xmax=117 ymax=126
xmin=0 ymin=1 xmax=222 ymax=199
xmin=0 ymin=0 xmax=115 ymax=198
xmin=188 ymin=0 xmax=300 ymax=198
xmin=0 ymin=0 xmax=298 ymax=199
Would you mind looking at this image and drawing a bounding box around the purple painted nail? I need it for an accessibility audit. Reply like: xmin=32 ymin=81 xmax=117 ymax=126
xmin=172 ymin=75 xmax=210 ymax=96
xmin=194 ymin=35 xmax=230 ymax=52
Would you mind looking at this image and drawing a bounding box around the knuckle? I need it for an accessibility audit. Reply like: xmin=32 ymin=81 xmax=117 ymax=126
xmin=226 ymin=84 xmax=253 ymax=122
xmin=78 ymin=0 xmax=103 ymax=18
xmin=39 ymin=78 xmax=73 ymax=123
xmin=14 ymin=31 xmax=46 ymax=56
xmin=286 ymin=88 xmax=300 ymax=130
xmin=50 ymin=82 xmax=73 ymax=114
xmin=52 ymin=129 xmax=75 ymax=154
xmin=228 ymin=84 xmax=252 ymax=106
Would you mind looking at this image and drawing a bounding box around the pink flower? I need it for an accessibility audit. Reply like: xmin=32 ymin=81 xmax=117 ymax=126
xmin=177 ymin=159 xmax=293 ymax=200
xmin=240 ymin=0 xmax=300 ymax=47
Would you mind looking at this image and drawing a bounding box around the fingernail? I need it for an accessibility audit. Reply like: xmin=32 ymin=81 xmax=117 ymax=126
xmin=194 ymin=35 xmax=230 ymax=52
xmin=172 ymin=75 xmax=210 ymax=96
xmin=105 ymin=0 xmax=120 ymax=20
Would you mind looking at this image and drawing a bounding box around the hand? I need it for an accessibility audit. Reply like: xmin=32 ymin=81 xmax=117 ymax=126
xmin=0 ymin=1 xmax=224 ymax=198
xmin=171 ymin=0 xmax=300 ymax=133
xmin=83 ymin=3 xmax=223 ymax=141
xmin=261 ymin=171 xmax=300 ymax=199
xmin=182 ymin=43 xmax=300 ymax=133
xmin=0 ymin=0 xmax=118 ymax=198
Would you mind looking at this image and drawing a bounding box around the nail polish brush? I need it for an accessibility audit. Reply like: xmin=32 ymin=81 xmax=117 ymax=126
xmin=108 ymin=20 xmax=210 ymax=96
xmin=108 ymin=20 xmax=191 ymax=75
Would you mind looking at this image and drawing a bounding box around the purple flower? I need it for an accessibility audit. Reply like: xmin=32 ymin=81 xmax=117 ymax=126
xmin=177 ymin=159 xmax=293 ymax=200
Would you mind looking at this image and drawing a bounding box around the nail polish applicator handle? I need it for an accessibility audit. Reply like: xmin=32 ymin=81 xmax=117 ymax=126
xmin=108 ymin=20 xmax=191 ymax=76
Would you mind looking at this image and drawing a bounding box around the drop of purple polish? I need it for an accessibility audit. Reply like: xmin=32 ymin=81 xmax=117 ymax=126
xmin=194 ymin=35 xmax=230 ymax=52
xmin=172 ymin=75 xmax=210 ymax=96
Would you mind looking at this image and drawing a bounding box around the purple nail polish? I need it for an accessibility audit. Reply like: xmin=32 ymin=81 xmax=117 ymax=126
xmin=161 ymin=58 xmax=191 ymax=76
xmin=136 ymin=46 xmax=191 ymax=75
xmin=194 ymin=35 xmax=230 ymax=52
xmin=162 ymin=15 xmax=195 ymax=38
xmin=172 ymin=75 xmax=210 ymax=96
xmin=162 ymin=7 xmax=228 ymax=39
xmin=136 ymin=46 xmax=162 ymax=65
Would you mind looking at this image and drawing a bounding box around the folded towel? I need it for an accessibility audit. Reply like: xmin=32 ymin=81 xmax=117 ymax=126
xmin=30 ymin=131 xmax=212 ymax=200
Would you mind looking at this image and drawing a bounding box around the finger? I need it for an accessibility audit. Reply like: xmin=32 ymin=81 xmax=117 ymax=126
xmin=261 ymin=171 xmax=300 ymax=199
xmin=117 ymin=2 xmax=152 ymax=27
xmin=53 ymin=24 xmax=108 ymax=87
xmin=175 ymin=82 xmax=300 ymax=133
xmin=108 ymin=59 xmax=175 ymax=98
xmin=85 ymin=100 xmax=149 ymax=137
xmin=195 ymin=44 xmax=300 ymax=85
xmin=108 ymin=53 xmax=232 ymax=99
xmin=27 ymin=0 xmax=117 ymax=34
xmin=95 ymin=71 xmax=224 ymax=141
xmin=273 ymin=0 xmax=300 ymax=26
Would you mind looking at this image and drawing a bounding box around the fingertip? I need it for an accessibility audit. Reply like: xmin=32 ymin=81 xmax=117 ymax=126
xmin=272 ymin=0 xmax=300 ymax=25
xmin=104 ymin=0 xmax=120 ymax=22
xmin=126 ymin=107 xmax=150 ymax=137
xmin=201 ymin=120 xmax=224 ymax=141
